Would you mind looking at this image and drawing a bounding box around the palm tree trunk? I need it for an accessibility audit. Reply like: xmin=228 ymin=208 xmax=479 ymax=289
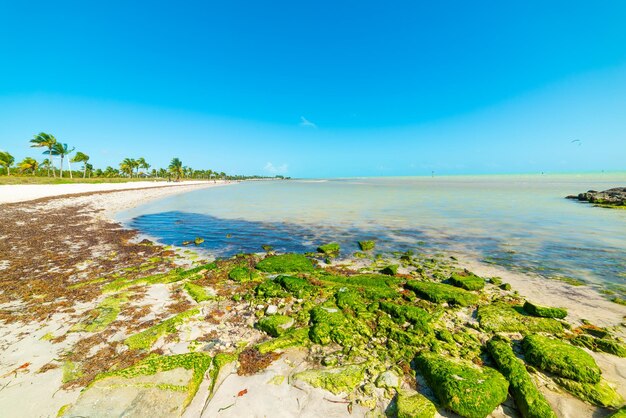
xmin=68 ymin=159 xmax=73 ymax=179
xmin=59 ymin=156 xmax=64 ymax=178
xmin=83 ymin=165 xmax=87 ymax=178
xmin=49 ymin=148 xmax=55 ymax=177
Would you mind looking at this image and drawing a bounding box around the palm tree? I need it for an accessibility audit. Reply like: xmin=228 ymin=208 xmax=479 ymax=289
xmin=41 ymin=158 xmax=52 ymax=174
xmin=137 ymin=157 xmax=150 ymax=177
xmin=168 ymin=158 xmax=184 ymax=181
xmin=50 ymin=143 xmax=75 ymax=178
xmin=18 ymin=157 xmax=39 ymax=175
xmin=85 ymin=163 xmax=93 ymax=178
xmin=71 ymin=152 xmax=90 ymax=178
xmin=30 ymin=132 xmax=57 ymax=177
xmin=0 ymin=151 xmax=15 ymax=175
xmin=120 ymin=158 xmax=136 ymax=177
xmin=104 ymin=166 xmax=119 ymax=177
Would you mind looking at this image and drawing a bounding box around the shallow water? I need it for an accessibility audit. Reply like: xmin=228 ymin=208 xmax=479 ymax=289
xmin=118 ymin=174 xmax=626 ymax=287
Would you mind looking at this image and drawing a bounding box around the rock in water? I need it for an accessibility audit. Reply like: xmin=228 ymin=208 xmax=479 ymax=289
xmin=566 ymin=187 xmax=626 ymax=207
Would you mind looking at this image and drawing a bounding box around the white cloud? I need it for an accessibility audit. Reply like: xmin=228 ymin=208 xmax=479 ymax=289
xmin=264 ymin=162 xmax=288 ymax=175
xmin=299 ymin=116 xmax=317 ymax=128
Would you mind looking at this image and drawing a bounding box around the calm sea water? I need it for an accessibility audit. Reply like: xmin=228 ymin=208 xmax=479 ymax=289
xmin=118 ymin=174 xmax=626 ymax=288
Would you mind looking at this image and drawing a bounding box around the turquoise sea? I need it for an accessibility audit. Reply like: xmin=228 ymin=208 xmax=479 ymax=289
xmin=118 ymin=174 xmax=626 ymax=289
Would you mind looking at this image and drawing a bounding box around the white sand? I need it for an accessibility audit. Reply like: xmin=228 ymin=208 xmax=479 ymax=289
xmin=0 ymin=180 xmax=225 ymax=204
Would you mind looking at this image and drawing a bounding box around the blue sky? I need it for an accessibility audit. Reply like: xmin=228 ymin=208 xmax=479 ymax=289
xmin=1 ymin=1 xmax=625 ymax=177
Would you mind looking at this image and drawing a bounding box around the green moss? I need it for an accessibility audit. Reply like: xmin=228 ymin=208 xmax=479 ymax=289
xmin=255 ymin=253 xmax=314 ymax=273
xmin=488 ymin=277 xmax=502 ymax=286
xmin=40 ymin=332 xmax=54 ymax=341
xmin=487 ymin=337 xmax=556 ymax=418
xmin=406 ymin=280 xmax=478 ymax=306
xmin=56 ymin=404 xmax=71 ymax=417
xmin=335 ymin=288 xmax=368 ymax=314
xmin=500 ymin=283 xmax=512 ymax=291
xmin=255 ymin=279 xmax=287 ymax=298
xmin=358 ymin=240 xmax=376 ymax=251
xmin=396 ymin=389 xmax=437 ymax=418
xmin=381 ymin=265 xmax=399 ymax=276
xmin=62 ymin=361 xmax=82 ymax=384
xmin=72 ymin=295 xmax=127 ymax=333
xmin=554 ymin=378 xmax=623 ymax=408
xmin=228 ymin=266 xmax=260 ymax=282
xmin=319 ymin=273 xmax=399 ymax=289
xmin=415 ymin=352 xmax=509 ymax=418
xmin=96 ymin=352 xmax=213 ymax=407
xmin=103 ymin=263 xmax=215 ymax=293
xmin=317 ymin=243 xmax=340 ymax=258
xmin=209 ymin=352 xmax=237 ymax=394
xmin=293 ymin=364 xmax=365 ymax=395
xmin=256 ymin=315 xmax=294 ymax=337
xmin=523 ymin=301 xmax=567 ymax=319
xmin=552 ymin=276 xmax=586 ymax=286
xmin=309 ymin=302 xmax=350 ymax=345
xmin=609 ymin=407 xmax=626 ymax=417
xmin=570 ymin=334 xmax=626 ymax=358
xmin=183 ymin=282 xmax=214 ymax=303
xmin=522 ymin=334 xmax=601 ymax=383
xmin=477 ymin=304 xmax=563 ymax=334
xmin=256 ymin=327 xmax=310 ymax=354
xmin=449 ymin=272 xmax=485 ymax=291
xmin=194 ymin=237 xmax=204 ymax=245
xmin=379 ymin=302 xmax=430 ymax=330
xmin=125 ymin=308 xmax=200 ymax=350
xmin=274 ymin=275 xmax=314 ymax=298
xmin=611 ymin=297 xmax=626 ymax=306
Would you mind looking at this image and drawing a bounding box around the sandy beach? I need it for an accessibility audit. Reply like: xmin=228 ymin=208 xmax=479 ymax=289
xmin=0 ymin=182 xmax=624 ymax=418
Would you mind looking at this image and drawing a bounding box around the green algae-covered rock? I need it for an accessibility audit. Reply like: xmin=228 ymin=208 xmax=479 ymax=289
xmin=256 ymin=314 xmax=294 ymax=337
xmin=609 ymin=407 xmax=626 ymax=418
xmin=381 ymin=264 xmax=399 ymax=276
xmin=449 ymin=272 xmax=485 ymax=291
xmin=256 ymin=327 xmax=310 ymax=354
xmin=274 ymin=275 xmax=313 ymax=298
xmin=396 ymin=389 xmax=437 ymax=418
xmin=309 ymin=302 xmax=350 ymax=345
xmin=183 ymin=282 xmax=214 ymax=303
xmin=415 ymin=352 xmax=508 ymax=418
xmin=293 ymin=364 xmax=365 ymax=395
xmin=228 ymin=266 xmax=259 ymax=282
xmin=255 ymin=279 xmax=287 ymax=298
xmin=358 ymin=240 xmax=376 ymax=251
xmin=523 ymin=301 xmax=567 ymax=319
xmin=570 ymin=334 xmax=626 ymax=357
xmin=255 ymin=254 xmax=315 ymax=273
xmin=335 ymin=288 xmax=368 ymax=313
xmin=405 ymin=281 xmax=479 ymax=306
xmin=554 ymin=377 xmax=623 ymax=408
xmin=379 ymin=302 xmax=430 ymax=330
xmin=317 ymin=242 xmax=340 ymax=257
xmin=522 ymin=334 xmax=601 ymax=383
xmin=500 ymin=283 xmax=512 ymax=291
xmin=477 ymin=304 xmax=563 ymax=334
xmin=487 ymin=337 xmax=556 ymax=418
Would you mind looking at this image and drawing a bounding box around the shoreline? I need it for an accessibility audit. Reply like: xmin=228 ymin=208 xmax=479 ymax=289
xmin=0 ymin=185 xmax=624 ymax=417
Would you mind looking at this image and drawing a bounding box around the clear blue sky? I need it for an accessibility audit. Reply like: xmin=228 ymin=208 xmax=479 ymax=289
xmin=1 ymin=1 xmax=625 ymax=177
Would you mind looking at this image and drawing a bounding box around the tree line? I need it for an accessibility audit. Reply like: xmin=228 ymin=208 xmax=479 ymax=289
xmin=0 ymin=132 xmax=255 ymax=181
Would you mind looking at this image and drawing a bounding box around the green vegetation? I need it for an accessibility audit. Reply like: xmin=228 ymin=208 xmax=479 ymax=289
xmin=523 ymin=301 xmax=567 ymax=319
xmin=293 ymin=364 xmax=366 ymax=395
xmin=396 ymin=390 xmax=437 ymax=418
xmin=256 ymin=315 xmax=294 ymax=337
xmin=255 ymin=254 xmax=315 ymax=273
xmin=183 ymin=282 xmax=214 ymax=303
xmin=406 ymin=280 xmax=479 ymax=306
xmin=477 ymin=303 xmax=563 ymax=334
xmin=358 ymin=240 xmax=376 ymax=251
xmin=71 ymin=295 xmax=127 ymax=332
xmin=125 ymin=309 xmax=200 ymax=350
xmin=609 ymin=407 xmax=626 ymax=417
xmin=554 ymin=378 xmax=623 ymax=408
xmin=317 ymin=242 xmax=340 ymax=258
xmin=379 ymin=302 xmax=430 ymax=330
xmin=552 ymin=276 xmax=586 ymax=286
xmin=522 ymin=334 xmax=601 ymax=383
xmin=570 ymin=334 xmax=626 ymax=357
xmin=449 ymin=272 xmax=485 ymax=291
xmin=415 ymin=352 xmax=509 ymax=418
xmin=380 ymin=264 xmax=399 ymax=275
xmin=255 ymin=279 xmax=288 ymax=298
xmin=256 ymin=327 xmax=310 ymax=354
xmin=274 ymin=275 xmax=313 ymax=297
xmin=228 ymin=266 xmax=260 ymax=282
xmin=309 ymin=302 xmax=353 ymax=345
xmin=487 ymin=337 xmax=556 ymax=418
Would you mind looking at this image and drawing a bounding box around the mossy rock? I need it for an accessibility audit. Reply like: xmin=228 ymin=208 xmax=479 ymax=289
xmin=317 ymin=243 xmax=340 ymax=258
xmin=194 ymin=237 xmax=204 ymax=245
xmin=487 ymin=337 xmax=556 ymax=418
xmin=255 ymin=254 xmax=314 ymax=273
xmin=309 ymin=302 xmax=350 ymax=345
xmin=477 ymin=304 xmax=563 ymax=334
xmin=293 ymin=364 xmax=365 ymax=395
xmin=554 ymin=377 xmax=623 ymax=408
xmin=274 ymin=275 xmax=314 ymax=298
xmin=255 ymin=280 xmax=287 ymax=298
xmin=609 ymin=407 xmax=626 ymax=417
xmin=228 ymin=266 xmax=260 ymax=282
xmin=381 ymin=264 xmax=399 ymax=276
xmin=335 ymin=288 xmax=368 ymax=313
xmin=396 ymin=389 xmax=437 ymax=418
xmin=449 ymin=272 xmax=485 ymax=291
xmin=415 ymin=352 xmax=509 ymax=418
xmin=256 ymin=315 xmax=294 ymax=337
xmin=523 ymin=301 xmax=567 ymax=319
xmin=125 ymin=309 xmax=200 ymax=350
xmin=358 ymin=240 xmax=376 ymax=251
xmin=500 ymin=283 xmax=512 ymax=291
xmin=183 ymin=282 xmax=214 ymax=303
xmin=570 ymin=334 xmax=626 ymax=357
xmin=319 ymin=273 xmax=399 ymax=289
xmin=256 ymin=327 xmax=310 ymax=354
xmin=522 ymin=334 xmax=601 ymax=383
xmin=379 ymin=302 xmax=430 ymax=330
xmin=406 ymin=281 xmax=478 ymax=307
